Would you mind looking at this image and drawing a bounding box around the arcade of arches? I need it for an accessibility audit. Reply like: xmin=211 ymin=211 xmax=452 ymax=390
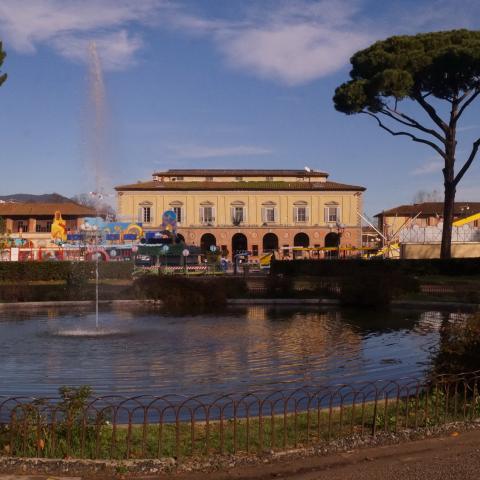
xmin=176 ymin=227 xmax=359 ymax=260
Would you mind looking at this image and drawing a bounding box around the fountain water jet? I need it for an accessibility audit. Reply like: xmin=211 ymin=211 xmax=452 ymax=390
xmin=87 ymin=41 xmax=107 ymax=330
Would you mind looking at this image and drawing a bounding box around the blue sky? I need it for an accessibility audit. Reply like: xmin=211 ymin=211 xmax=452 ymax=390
xmin=0 ymin=0 xmax=480 ymax=216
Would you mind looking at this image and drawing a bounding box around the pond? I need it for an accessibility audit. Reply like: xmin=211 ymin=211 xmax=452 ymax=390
xmin=0 ymin=305 xmax=468 ymax=398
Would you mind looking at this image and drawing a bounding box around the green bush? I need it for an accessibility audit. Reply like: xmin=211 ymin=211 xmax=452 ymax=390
xmin=432 ymin=313 xmax=480 ymax=376
xmin=133 ymin=276 xmax=248 ymax=312
xmin=271 ymin=258 xmax=480 ymax=277
xmin=0 ymin=261 xmax=133 ymax=282
xmin=340 ymin=272 xmax=419 ymax=308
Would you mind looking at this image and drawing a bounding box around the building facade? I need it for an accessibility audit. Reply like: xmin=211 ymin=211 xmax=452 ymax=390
xmin=115 ymin=169 xmax=365 ymax=259
xmin=0 ymin=201 xmax=96 ymax=247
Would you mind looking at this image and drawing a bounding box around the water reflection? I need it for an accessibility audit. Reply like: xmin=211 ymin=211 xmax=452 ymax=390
xmin=0 ymin=305 xmax=468 ymax=397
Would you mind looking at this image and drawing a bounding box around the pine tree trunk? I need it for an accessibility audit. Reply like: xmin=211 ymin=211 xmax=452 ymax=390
xmin=440 ymin=180 xmax=456 ymax=259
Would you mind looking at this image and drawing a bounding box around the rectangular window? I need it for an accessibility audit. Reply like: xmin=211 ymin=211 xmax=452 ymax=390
xmin=176 ymin=176 xmax=184 ymax=181
xmin=142 ymin=207 xmax=151 ymax=223
xmin=294 ymin=206 xmax=308 ymax=222
xmin=265 ymin=207 xmax=276 ymax=222
xmin=325 ymin=206 xmax=340 ymax=223
xmin=205 ymin=176 xmax=213 ymax=182
xmin=200 ymin=206 xmax=214 ymax=224
xmin=232 ymin=206 xmax=244 ymax=224
xmin=235 ymin=176 xmax=243 ymax=181
xmin=17 ymin=221 xmax=26 ymax=233
xmin=266 ymin=176 xmax=273 ymax=181
xmin=173 ymin=206 xmax=182 ymax=223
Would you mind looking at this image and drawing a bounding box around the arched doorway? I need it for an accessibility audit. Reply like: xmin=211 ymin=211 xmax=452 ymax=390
xmin=176 ymin=233 xmax=185 ymax=244
xmin=263 ymin=233 xmax=279 ymax=253
xmin=294 ymin=232 xmax=309 ymax=247
xmin=325 ymin=232 xmax=340 ymax=258
xmin=232 ymin=233 xmax=248 ymax=254
xmin=200 ymin=233 xmax=216 ymax=252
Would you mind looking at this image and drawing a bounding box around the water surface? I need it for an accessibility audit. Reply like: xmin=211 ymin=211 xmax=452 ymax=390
xmin=0 ymin=305 xmax=465 ymax=397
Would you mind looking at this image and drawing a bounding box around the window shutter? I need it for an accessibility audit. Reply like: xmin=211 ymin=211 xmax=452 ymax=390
xmin=212 ymin=207 xmax=216 ymax=223
xmin=293 ymin=207 xmax=297 ymax=222
xmin=230 ymin=207 xmax=235 ymax=223
xmin=261 ymin=207 xmax=266 ymax=223
xmin=324 ymin=207 xmax=329 ymax=223
xmin=200 ymin=207 xmax=204 ymax=224
xmin=336 ymin=207 xmax=341 ymax=223
xmin=138 ymin=207 xmax=143 ymax=223
xmin=305 ymin=207 xmax=310 ymax=222
xmin=273 ymin=207 xmax=277 ymax=223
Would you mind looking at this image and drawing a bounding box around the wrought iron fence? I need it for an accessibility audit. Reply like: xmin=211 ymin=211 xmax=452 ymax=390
xmin=1 ymin=371 xmax=480 ymax=460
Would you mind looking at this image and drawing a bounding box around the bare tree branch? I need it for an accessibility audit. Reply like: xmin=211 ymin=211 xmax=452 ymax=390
xmin=454 ymin=137 xmax=480 ymax=186
xmin=381 ymin=106 xmax=445 ymax=142
xmin=413 ymin=93 xmax=449 ymax=133
xmin=362 ymin=111 xmax=446 ymax=159
xmin=455 ymin=89 xmax=480 ymax=121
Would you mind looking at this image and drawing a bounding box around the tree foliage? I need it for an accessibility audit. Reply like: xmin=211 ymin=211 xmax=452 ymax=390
xmin=0 ymin=41 xmax=6 ymax=87
xmin=333 ymin=30 xmax=480 ymax=258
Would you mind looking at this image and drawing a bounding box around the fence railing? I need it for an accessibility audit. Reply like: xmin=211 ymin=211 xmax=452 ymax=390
xmin=1 ymin=371 xmax=480 ymax=461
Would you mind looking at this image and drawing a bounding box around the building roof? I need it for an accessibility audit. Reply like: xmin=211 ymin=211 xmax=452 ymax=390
xmin=115 ymin=180 xmax=365 ymax=192
xmin=375 ymin=202 xmax=480 ymax=217
xmin=0 ymin=202 xmax=97 ymax=217
xmin=154 ymin=169 xmax=328 ymax=178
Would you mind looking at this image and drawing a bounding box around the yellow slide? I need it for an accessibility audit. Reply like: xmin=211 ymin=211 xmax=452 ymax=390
xmin=260 ymin=253 xmax=273 ymax=268
xmin=453 ymin=213 xmax=480 ymax=227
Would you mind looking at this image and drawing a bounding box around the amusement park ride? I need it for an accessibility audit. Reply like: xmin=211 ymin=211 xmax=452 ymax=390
xmin=0 ymin=209 xmax=205 ymax=267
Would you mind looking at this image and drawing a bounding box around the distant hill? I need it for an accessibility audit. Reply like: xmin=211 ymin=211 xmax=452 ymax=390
xmin=0 ymin=193 xmax=73 ymax=203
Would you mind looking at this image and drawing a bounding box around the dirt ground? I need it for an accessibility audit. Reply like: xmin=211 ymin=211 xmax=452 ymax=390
xmin=173 ymin=429 xmax=480 ymax=480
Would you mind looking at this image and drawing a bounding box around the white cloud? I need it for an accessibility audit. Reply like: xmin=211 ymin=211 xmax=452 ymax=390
xmin=168 ymin=144 xmax=273 ymax=159
xmin=3 ymin=0 xmax=480 ymax=81
xmin=0 ymin=0 xmax=162 ymax=69
xmin=165 ymin=0 xmax=375 ymax=86
xmin=411 ymin=159 xmax=443 ymax=176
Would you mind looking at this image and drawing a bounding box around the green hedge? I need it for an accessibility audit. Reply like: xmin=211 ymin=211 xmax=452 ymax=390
xmin=0 ymin=261 xmax=134 ymax=282
xmin=271 ymin=258 xmax=480 ymax=277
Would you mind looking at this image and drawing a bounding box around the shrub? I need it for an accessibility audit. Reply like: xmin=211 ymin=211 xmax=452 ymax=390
xmin=133 ymin=276 xmax=248 ymax=312
xmin=0 ymin=261 xmax=133 ymax=282
xmin=271 ymin=258 xmax=480 ymax=277
xmin=339 ymin=272 xmax=419 ymax=308
xmin=432 ymin=313 xmax=480 ymax=376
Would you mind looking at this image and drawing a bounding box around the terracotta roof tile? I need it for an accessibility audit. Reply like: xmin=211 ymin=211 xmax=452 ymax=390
xmin=154 ymin=169 xmax=328 ymax=177
xmin=115 ymin=180 xmax=365 ymax=192
xmin=0 ymin=202 xmax=96 ymax=217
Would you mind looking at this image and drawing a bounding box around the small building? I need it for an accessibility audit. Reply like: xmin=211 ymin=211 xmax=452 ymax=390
xmin=0 ymin=201 xmax=96 ymax=247
xmin=115 ymin=168 xmax=366 ymax=260
xmin=375 ymin=202 xmax=480 ymax=239
xmin=375 ymin=202 xmax=480 ymax=258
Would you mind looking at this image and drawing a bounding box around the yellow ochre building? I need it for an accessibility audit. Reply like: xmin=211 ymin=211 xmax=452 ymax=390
xmin=115 ymin=169 xmax=365 ymax=259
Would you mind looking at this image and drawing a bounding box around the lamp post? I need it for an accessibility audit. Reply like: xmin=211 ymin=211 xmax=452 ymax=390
xmin=161 ymin=244 xmax=169 ymax=275
xmin=336 ymin=221 xmax=345 ymax=258
xmin=182 ymin=248 xmax=190 ymax=276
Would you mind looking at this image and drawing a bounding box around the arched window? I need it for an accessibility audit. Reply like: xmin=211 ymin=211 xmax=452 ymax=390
xmin=200 ymin=233 xmax=217 ymax=252
xmin=232 ymin=233 xmax=248 ymax=254
xmin=294 ymin=232 xmax=309 ymax=247
xmin=263 ymin=233 xmax=279 ymax=252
